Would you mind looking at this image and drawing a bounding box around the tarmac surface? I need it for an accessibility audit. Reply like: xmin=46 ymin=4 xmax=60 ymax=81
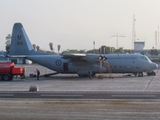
xmin=0 ymin=64 xmax=159 ymax=92
xmin=0 ymin=64 xmax=160 ymax=120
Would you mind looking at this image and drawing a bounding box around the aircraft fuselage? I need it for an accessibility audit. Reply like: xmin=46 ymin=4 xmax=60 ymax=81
xmin=27 ymin=54 xmax=157 ymax=76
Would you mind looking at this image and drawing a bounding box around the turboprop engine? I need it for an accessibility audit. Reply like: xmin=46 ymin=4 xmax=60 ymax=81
xmin=98 ymin=55 xmax=107 ymax=61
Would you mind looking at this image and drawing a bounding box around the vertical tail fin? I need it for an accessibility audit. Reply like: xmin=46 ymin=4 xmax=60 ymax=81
xmin=9 ymin=23 xmax=34 ymax=55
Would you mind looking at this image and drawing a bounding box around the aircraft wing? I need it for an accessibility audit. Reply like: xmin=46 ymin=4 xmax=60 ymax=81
xmin=61 ymin=53 xmax=98 ymax=63
xmin=61 ymin=53 xmax=86 ymax=59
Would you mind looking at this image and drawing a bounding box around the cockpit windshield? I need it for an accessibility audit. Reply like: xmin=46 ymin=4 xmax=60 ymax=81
xmin=141 ymin=56 xmax=152 ymax=63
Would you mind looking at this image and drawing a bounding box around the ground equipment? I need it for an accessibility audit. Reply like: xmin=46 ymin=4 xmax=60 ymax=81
xmin=0 ymin=62 xmax=25 ymax=81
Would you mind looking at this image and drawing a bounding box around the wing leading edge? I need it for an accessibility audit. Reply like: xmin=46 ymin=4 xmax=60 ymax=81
xmin=61 ymin=53 xmax=86 ymax=59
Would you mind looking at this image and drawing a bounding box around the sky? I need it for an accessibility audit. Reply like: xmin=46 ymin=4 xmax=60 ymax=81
xmin=1 ymin=0 xmax=160 ymax=52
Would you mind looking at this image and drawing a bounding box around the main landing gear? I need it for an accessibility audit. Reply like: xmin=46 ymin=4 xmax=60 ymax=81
xmin=147 ymin=71 xmax=156 ymax=76
xmin=134 ymin=71 xmax=156 ymax=77
xmin=78 ymin=71 xmax=95 ymax=79
xmin=133 ymin=72 xmax=143 ymax=77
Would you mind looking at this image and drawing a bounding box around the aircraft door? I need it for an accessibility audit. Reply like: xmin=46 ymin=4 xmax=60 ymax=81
xmin=63 ymin=63 xmax=68 ymax=72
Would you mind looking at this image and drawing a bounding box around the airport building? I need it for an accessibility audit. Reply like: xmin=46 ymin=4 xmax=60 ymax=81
xmin=134 ymin=41 xmax=145 ymax=51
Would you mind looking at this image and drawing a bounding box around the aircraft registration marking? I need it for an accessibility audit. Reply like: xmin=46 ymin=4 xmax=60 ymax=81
xmin=17 ymin=35 xmax=22 ymax=40
xmin=17 ymin=41 xmax=23 ymax=45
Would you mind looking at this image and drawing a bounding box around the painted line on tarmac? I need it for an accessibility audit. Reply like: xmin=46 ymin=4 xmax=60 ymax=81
xmin=112 ymin=95 xmax=156 ymax=98
xmin=0 ymin=94 xmax=14 ymax=97
xmin=40 ymin=94 xmax=83 ymax=97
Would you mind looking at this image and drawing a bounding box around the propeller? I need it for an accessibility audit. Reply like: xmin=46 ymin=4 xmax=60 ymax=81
xmin=98 ymin=55 xmax=113 ymax=79
xmin=98 ymin=55 xmax=107 ymax=61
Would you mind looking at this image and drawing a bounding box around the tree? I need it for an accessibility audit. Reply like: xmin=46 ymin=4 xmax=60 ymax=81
xmin=100 ymin=46 xmax=106 ymax=54
xmin=62 ymin=49 xmax=79 ymax=53
xmin=33 ymin=44 xmax=36 ymax=50
xmin=78 ymin=50 xmax=86 ymax=53
xmin=36 ymin=46 xmax=40 ymax=51
xmin=99 ymin=46 xmax=114 ymax=54
xmin=124 ymin=49 xmax=132 ymax=54
xmin=150 ymin=49 xmax=159 ymax=56
xmin=140 ymin=51 xmax=145 ymax=55
xmin=86 ymin=49 xmax=95 ymax=54
xmin=114 ymin=47 xmax=124 ymax=53
xmin=49 ymin=42 xmax=53 ymax=51
xmin=110 ymin=47 xmax=115 ymax=53
xmin=57 ymin=45 xmax=61 ymax=54
xmin=5 ymin=34 xmax=11 ymax=54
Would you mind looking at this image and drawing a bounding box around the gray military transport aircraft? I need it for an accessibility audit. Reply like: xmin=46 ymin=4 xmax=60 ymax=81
xmin=9 ymin=23 xmax=158 ymax=77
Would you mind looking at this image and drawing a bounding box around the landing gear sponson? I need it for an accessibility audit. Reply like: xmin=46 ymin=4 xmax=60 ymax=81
xmin=147 ymin=71 xmax=156 ymax=76
xmin=134 ymin=71 xmax=156 ymax=77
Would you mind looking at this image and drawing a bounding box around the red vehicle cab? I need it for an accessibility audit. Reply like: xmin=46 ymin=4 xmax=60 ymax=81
xmin=0 ymin=62 xmax=25 ymax=81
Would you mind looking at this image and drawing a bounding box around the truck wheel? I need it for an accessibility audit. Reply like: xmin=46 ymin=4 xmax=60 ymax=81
xmin=0 ymin=75 xmax=3 ymax=80
xmin=9 ymin=75 xmax=13 ymax=81
xmin=20 ymin=75 xmax=25 ymax=79
xmin=3 ymin=75 xmax=10 ymax=81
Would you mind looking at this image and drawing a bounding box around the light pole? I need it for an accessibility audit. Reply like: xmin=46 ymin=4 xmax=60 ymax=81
xmin=93 ymin=41 xmax=95 ymax=54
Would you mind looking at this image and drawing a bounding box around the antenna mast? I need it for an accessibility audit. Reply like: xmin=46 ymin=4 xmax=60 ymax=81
xmin=158 ymin=25 xmax=159 ymax=49
xmin=132 ymin=14 xmax=136 ymax=50
xmin=155 ymin=31 xmax=157 ymax=49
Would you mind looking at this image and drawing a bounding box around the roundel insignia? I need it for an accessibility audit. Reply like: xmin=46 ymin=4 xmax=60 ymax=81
xmin=55 ymin=60 xmax=62 ymax=66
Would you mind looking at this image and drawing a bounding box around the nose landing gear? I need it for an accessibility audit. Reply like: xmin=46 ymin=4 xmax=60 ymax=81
xmin=138 ymin=72 xmax=143 ymax=77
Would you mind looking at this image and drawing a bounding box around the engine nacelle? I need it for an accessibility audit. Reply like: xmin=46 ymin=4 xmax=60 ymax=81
xmin=81 ymin=54 xmax=108 ymax=63
xmin=98 ymin=55 xmax=107 ymax=61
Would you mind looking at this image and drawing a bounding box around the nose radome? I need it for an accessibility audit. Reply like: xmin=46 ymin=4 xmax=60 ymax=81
xmin=152 ymin=63 xmax=158 ymax=69
xmin=155 ymin=63 xmax=158 ymax=69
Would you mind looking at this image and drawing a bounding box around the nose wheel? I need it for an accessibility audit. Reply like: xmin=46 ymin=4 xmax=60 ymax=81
xmin=138 ymin=72 xmax=143 ymax=77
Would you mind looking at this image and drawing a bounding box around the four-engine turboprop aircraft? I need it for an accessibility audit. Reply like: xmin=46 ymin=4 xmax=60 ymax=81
xmin=9 ymin=23 xmax=158 ymax=77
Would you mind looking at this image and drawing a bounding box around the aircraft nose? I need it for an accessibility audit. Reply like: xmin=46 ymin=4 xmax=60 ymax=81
xmin=151 ymin=63 xmax=158 ymax=69
xmin=155 ymin=63 xmax=158 ymax=69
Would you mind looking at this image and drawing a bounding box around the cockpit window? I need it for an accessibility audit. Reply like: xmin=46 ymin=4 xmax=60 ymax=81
xmin=141 ymin=56 xmax=151 ymax=62
xmin=141 ymin=56 xmax=147 ymax=60
xmin=145 ymin=56 xmax=152 ymax=62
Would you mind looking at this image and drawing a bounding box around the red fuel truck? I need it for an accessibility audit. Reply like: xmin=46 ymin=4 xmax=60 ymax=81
xmin=0 ymin=62 xmax=25 ymax=81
